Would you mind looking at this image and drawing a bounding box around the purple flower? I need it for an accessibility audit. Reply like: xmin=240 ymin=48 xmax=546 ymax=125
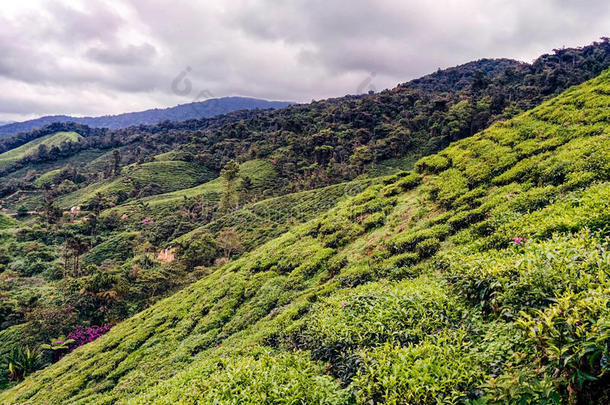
xmin=513 ymin=237 xmax=528 ymax=245
xmin=67 ymin=324 xmax=113 ymax=352
xmin=55 ymin=340 xmax=63 ymax=345
xmin=340 ymin=301 xmax=346 ymax=308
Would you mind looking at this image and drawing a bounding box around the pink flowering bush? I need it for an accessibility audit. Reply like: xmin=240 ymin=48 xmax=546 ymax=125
xmin=512 ymin=236 xmax=528 ymax=245
xmin=67 ymin=324 xmax=113 ymax=351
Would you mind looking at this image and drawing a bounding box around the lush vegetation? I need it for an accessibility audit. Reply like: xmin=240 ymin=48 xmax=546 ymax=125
xmin=0 ymin=55 xmax=608 ymax=404
xmin=0 ymin=40 xmax=609 ymax=403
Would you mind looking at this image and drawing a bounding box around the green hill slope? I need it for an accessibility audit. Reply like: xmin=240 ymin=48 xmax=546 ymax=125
xmin=0 ymin=213 xmax=19 ymax=230
xmin=0 ymin=131 xmax=82 ymax=170
xmin=55 ymin=159 xmax=215 ymax=209
xmin=172 ymin=178 xmax=376 ymax=253
xmin=106 ymin=159 xmax=278 ymax=217
xmin=2 ymin=71 xmax=610 ymax=404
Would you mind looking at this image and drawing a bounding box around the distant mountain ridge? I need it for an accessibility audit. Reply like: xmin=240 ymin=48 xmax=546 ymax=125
xmin=0 ymin=97 xmax=293 ymax=138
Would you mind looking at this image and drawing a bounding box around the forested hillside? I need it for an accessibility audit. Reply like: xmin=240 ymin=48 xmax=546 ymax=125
xmin=0 ymin=40 xmax=609 ymax=404
xmin=2 ymin=59 xmax=609 ymax=405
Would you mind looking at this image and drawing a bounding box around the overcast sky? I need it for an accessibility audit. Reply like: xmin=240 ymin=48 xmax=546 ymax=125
xmin=0 ymin=0 xmax=608 ymax=122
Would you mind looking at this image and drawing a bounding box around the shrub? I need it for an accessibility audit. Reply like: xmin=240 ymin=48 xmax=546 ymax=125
xmin=4 ymin=346 xmax=40 ymax=382
xmin=294 ymin=276 xmax=464 ymax=378
xmin=129 ymin=350 xmax=353 ymax=405
xmin=381 ymin=184 xmax=401 ymax=196
xmin=415 ymin=237 xmax=441 ymax=258
xmin=381 ymin=251 xmax=419 ymax=269
xmin=361 ymin=212 xmax=385 ymax=230
xmin=394 ymin=172 xmax=421 ymax=190
xmin=67 ymin=324 xmax=113 ymax=351
xmin=387 ymin=224 xmax=450 ymax=253
xmin=321 ymin=224 xmax=365 ymax=248
xmin=354 ymin=332 xmax=485 ymax=404
xmin=178 ymin=231 xmax=219 ymax=268
xmin=443 ymin=232 xmax=610 ymax=315
xmin=447 ymin=208 xmax=485 ymax=232
xmin=515 ymin=288 xmax=610 ymax=403
xmin=335 ymin=261 xmax=374 ymax=288
xmin=429 ymin=168 xmax=469 ymax=208
xmin=415 ymin=154 xmax=451 ymax=174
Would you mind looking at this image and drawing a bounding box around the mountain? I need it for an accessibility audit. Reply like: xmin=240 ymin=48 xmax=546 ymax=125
xmin=2 ymin=64 xmax=609 ymax=405
xmin=0 ymin=97 xmax=293 ymax=139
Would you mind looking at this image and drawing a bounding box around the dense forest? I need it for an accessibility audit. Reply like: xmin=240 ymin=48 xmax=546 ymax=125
xmin=0 ymin=39 xmax=609 ymax=404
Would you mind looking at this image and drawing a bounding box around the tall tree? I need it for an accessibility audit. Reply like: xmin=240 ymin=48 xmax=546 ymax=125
xmin=219 ymin=160 xmax=240 ymax=213
xmin=112 ymin=150 xmax=121 ymax=176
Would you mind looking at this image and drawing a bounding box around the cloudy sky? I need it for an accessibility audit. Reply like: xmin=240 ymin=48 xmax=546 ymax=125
xmin=0 ymin=0 xmax=608 ymax=122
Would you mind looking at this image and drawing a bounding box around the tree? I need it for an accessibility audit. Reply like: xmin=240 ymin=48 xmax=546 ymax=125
xmin=43 ymin=189 xmax=62 ymax=224
xmin=112 ymin=150 xmax=121 ymax=176
xmin=350 ymin=145 xmax=374 ymax=173
xmin=444 ymin=100 xmax=473 ymax=142
xmin=56 ymin=179 xmax=77 ymax=195
xmin=239 ymin=175 xmax=253 ymax=204
xmin=36 ymin=144 xmax=49 ymax=161
xmin=89 ymin=192 xmax=106 ymax=216
xmin=65 ymin=237 xmax=89 ymax=277
xmin=103 ymin=162 xmax=113 ymax=179
xmin=219 ymin=228 xmax=243 ymax=258
xmin=179 ymin=231 xmax=218 ymax=268
xmin=219 ymin=160 xmax=240 ymax=213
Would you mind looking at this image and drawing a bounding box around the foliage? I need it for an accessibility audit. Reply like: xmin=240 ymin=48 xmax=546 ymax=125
xmin=353 ymin=332 xmax=485 ymax=404
xmin=128 ymin=350 xmax=353 ymax=404
xmin=0 ymin=131 xmax=82 ymax=170
xmin=3 ymin=346 xmax=40 ymax=382
xmin=178 ymin=231 xmax=219 ymax=268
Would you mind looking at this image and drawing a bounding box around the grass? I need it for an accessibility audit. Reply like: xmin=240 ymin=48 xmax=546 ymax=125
xmin=1 ymin=71 xmax=610 ymax=404
xmin=0 ymin=132 xmax=82 ymax=170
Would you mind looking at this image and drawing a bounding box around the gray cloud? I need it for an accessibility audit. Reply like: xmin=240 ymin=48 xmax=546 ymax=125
xmin=0 ymin=0 xmax=608 ymax=121
xmin=41 ymin=1 xmax=124 ymax=44
xmin=86 ymin=43 xmax=157 ymax=66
